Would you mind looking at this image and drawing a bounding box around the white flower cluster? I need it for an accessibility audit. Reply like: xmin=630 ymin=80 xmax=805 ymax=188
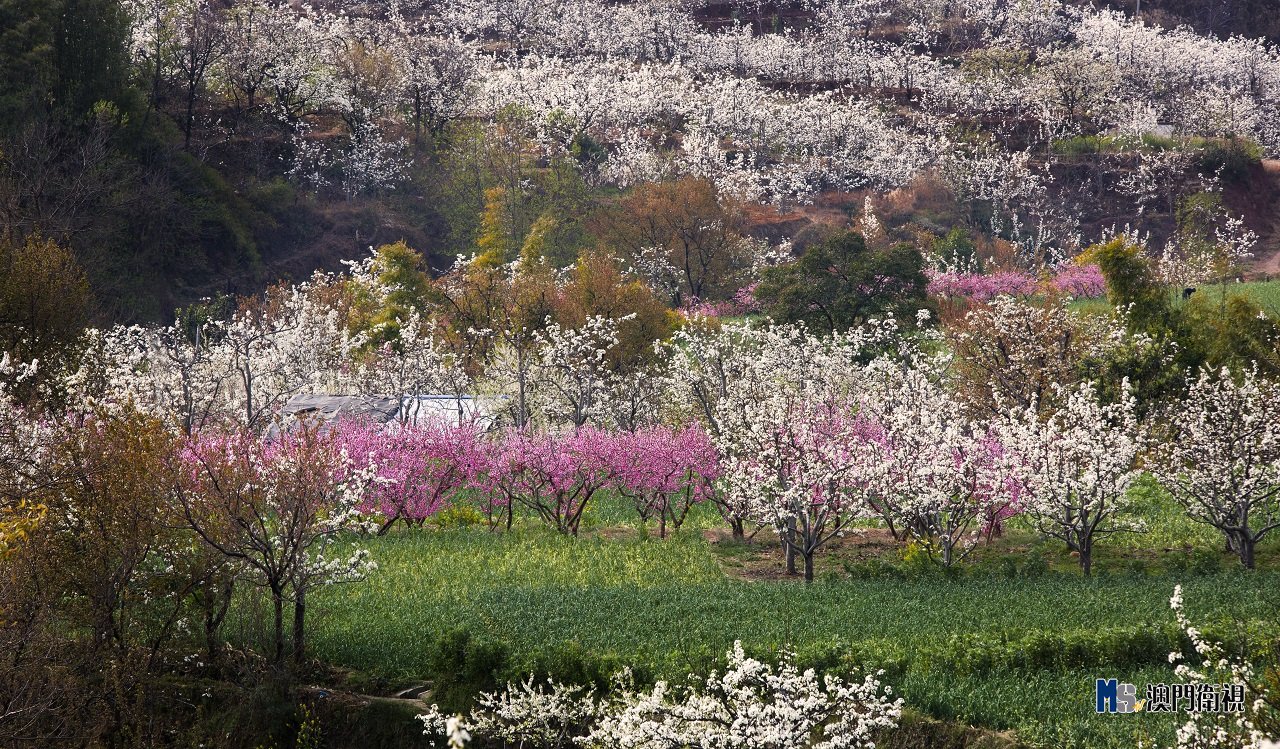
xmin=1153 ymin=367 xmax=1280 ymax=570
xmin=123 ymin=0 xmax=1280 ymax=218
xmin=418 ymin=642 xmax=903 ymax=748
xmin=1166 ymin=585 xmax=1278 ymax=749
xmin=67 ymin=270 xmax=467 ymax=434
xmin=995 ymin=380 xmax=1145 ymax=575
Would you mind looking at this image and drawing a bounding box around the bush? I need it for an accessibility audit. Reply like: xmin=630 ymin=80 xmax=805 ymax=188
xmin=1020 ymin=554 xmax=1049 ymax=579
xmin=426 ymin=629 xmax=509 ymax=713
xmin=436 ymin=505 xmax=485 ymax=529
xmin=530 ymin=641 xmax=643 ymax=695
xmin=1194 ymin=137 xmax=1262 ymax=183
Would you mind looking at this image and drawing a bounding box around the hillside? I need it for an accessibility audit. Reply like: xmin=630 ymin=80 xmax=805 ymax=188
xmin=3 ymin=0 xmax=1280 ymax=322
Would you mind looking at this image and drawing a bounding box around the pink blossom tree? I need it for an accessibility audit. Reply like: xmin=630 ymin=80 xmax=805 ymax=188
xmin=175 ymin=427 xmax=378 ymax=666
xmin=339 ymin=420 xmax=487 ymax=535
xmin=612 ymin=425 xmax=719 ymax=538
xmin=481 ymin=427 xmax=619 ymax=536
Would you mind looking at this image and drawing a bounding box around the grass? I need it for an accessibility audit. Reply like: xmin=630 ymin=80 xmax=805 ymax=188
xmin=1229 ymin=278 xmax=1280 ymax=312
xmin=305 ymin=493 xmax=1280 ymax=749
xmin=1068 ymin=279 xmax=1280 ymax=316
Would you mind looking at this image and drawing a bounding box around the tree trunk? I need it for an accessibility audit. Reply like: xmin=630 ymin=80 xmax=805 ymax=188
xmin=516 ymin=349 xmax=528 ymax=428
xmin=784 ymin=520 xmax=797 ymax=576
xmin=803 ymin=550 xmax=814 ymax=583
xmin=1080 ymin=544 xmax=1092 ymax=577
xmin=1236 ymin=532 xmax=1256 ymax=570
xmin=293 ymin=586 xmax=306 ymax=666
xmin=205 ymin=579 xmax=233 ymax=667
xmin=271 ymin=588 xmax=285 ymax=666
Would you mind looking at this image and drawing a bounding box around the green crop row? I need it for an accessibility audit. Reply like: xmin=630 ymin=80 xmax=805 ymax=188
xmin=294 ymin=527 xmax=1280 ymax=748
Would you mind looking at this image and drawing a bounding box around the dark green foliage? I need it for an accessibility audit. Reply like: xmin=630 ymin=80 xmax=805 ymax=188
xmin=1085 ymin=237 xmax=1280 ymax=410
xmin=52 ymin=0 xmax=134 ymax=124
xmin=530 ymin=641 xmax=648 ymax=696
xmin=1193 ymin=137 xmax=1263 ymax=183
xmin=932 ymin=227 xmax=980 ymax=272
xmin=0 ymin=0 xmax=134 ymax=131
xmin=755 ymin=231 xmax=932 ymax=335
xmin=1182 ymin=293 xmax=1280 ymax=376
xmin=425 ymin=628 xmax=509 ymax=713
xmin=0 ymin=0 xmax=58 ymax=131
xmin=1090 ymin=238 xmax=1171 ymax=332
xmin=1085 ymin=238 xmax=1199 ymax=409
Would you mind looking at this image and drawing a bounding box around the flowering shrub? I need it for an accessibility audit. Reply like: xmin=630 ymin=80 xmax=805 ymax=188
xmin=339 ymin=420 xmax=487 ymax=534
xmin=926 ymin=264 xmax=1106 ymax=301
xmin=1049 ymin=263 xmax=1107 ymax=298
xmin=592 ymin=642 xmax=903 ymax=749
xmin=681 ymin=283 xmax=762 ymax=319
xmin=1166 ymin=585 xmax=1280 ymax=749
xmin=926 ymin=270 xmax=1039 ymax=301
xmin=419 ymin=642 xmax=903 ymax=749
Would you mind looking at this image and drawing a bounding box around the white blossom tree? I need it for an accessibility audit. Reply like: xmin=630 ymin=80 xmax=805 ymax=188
xmin=530 ymin=314 xmax=632 ymax=430
xmin=997 ymin=380 xmax=1145 ymax=576
xmin=1153 ymin=367 xmax=1280 ymax=569
xmin=858 ymin=361 xmax=1005 ymax=566
xmin=590 ymin=642 xmax=902 ymax=749
xmin=710 ymin=322 xmax=894 ymax=578
xmin=0 ymin=355 xmax=49 ymax=558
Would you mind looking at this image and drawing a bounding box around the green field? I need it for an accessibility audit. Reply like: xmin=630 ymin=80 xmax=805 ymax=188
xmin=1069 ymin=278 xmax=1280 ymax=316
xmin=302 ymin=493 xmax=1280 ymax=749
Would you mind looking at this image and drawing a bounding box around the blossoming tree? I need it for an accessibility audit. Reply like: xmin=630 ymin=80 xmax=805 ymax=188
xmin=1153 ymin=367 xmax=1280 ymax=569
xmin=997 ymin=380 xmax=1145 ymax=576
xmin=174 ymin=427 xmax=378 ymax=665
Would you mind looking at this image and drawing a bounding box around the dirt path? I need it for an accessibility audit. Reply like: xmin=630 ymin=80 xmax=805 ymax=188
xmin=1253 ymin=160 xmax=1280 ymax=276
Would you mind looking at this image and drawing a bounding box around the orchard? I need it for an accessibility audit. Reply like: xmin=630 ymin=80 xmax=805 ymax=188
xmin=3 ymin=0 xmax=1280 ymax=747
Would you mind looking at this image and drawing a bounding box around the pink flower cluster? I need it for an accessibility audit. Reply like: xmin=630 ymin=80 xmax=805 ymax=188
xmin=341 ymin=421 xmax=488 ymax=534
xmin=926 ymin=265 xmax=1105 ymax=301
xmin=681 ymin=283 xmax=761 ymax=319
xmin=337 ymin=422 xmax=721 ymax=536
xmin=612 ymin=426 xmax=719 ymax=537
xmin=1047 ymin=263 xmax=1107 ymax=298
xmin=926 ymin=271 xmax=1038 ymax=300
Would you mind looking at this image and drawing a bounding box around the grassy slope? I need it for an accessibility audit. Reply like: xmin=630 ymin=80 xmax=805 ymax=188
xmin=306 ymin=492 xmax=1280 ymax=749
xmin=1068 ymin=278 xmax=1280 ymax=315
